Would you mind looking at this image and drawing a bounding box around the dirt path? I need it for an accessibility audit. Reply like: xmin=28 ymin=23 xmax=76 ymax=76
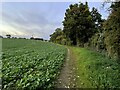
xmin=55 ymin=47 xmax=77 ymax=88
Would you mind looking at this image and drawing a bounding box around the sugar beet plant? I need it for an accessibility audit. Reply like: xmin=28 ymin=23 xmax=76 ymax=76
xmin=2 ymin=39 xmax=67 ymax=89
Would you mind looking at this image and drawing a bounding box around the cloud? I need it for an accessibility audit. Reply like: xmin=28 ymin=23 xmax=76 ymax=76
xmin=1 ymin=2 xmax=64 ymax=39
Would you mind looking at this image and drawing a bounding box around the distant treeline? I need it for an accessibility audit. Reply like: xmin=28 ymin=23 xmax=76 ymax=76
xmin=30 ymin=37 xmax=47 ymax=41
xmin=50 ymin=1 xmax=120 ymax=60
xmin=0 ymin=35 xmax=48 ymax=41
xmin=0 ymin=35 xmax=3 ymax=38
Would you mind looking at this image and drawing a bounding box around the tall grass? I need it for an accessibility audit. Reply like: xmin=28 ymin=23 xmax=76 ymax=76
xmin=71 ymin=47 xmax=120 ymax=89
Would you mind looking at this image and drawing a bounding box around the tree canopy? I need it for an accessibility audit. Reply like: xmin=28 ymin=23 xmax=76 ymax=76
xmin=50 ymin=1 xmax=120 ymax=60
xmin=62 ymin=2 xmax=102 ymax=46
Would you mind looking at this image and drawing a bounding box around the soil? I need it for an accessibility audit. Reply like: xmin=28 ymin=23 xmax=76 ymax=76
xmin=55 ymin=47 xmax=77 ymax=88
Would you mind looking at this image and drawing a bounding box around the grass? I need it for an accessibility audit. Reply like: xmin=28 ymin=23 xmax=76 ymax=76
xmin=71 ymin=47 xmax=120 ymax=88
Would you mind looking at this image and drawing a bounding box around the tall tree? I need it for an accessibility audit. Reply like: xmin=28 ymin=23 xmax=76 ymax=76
xmin=63 ymin=2 xmax=101 ymax=46
xmin=103 ymin=1 xmax=120 ymax=59
xmin=87 ymin=7 xmax=105 ymax=51
xmin=91 ymin=7 xmax=103 ymax=33
xmin=63 ymin=3 xmax=78 ymax=45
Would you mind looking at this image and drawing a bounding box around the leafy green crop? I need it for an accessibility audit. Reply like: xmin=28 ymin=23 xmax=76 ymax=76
xmin=2 ymin=38 xmax=67 ymax=89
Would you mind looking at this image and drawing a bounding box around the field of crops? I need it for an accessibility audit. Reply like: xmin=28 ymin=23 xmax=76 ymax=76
xmin=2 ymin=38 xmax=67 ymax=89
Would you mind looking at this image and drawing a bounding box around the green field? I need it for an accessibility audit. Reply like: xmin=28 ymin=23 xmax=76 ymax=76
xmin=2 ymin=38 xmax=67 ymax=89
xmin=1 ymin=38 xmax=120 ymax=89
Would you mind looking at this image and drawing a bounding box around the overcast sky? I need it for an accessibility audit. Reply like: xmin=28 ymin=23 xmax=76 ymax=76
xmin=0 ymin=2 xmax=110 ymax=40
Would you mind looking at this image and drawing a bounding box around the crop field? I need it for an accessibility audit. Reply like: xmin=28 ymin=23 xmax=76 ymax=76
xmin=2 ymin=38 xmax=67 ymax=89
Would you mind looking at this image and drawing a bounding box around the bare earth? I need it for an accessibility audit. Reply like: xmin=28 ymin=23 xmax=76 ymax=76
xmin=55 ymin=48 xmax=77 ymax=88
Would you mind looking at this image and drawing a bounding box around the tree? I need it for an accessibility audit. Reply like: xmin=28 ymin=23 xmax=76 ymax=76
xmin=50 ymin=28 xmax=67 ymax=45
xmin=103 ymin=1 xmax=120 ymax=59
xmin=6 ymin=34 xmax=11 ymax=38
xmin=63 ymin=2 xmax=101 ymax=46
xmin=91 ymin=7 xmax=103 ymax=33
xmin=30 ymin=36 xmax=34 ymax=39
xmin=87 ymin=7 xmax=106 ymax=51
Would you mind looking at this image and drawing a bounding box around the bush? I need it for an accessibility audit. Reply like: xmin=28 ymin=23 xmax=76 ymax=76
xmin=86 ymin=33 xmax=106 ymax=52
xmin=104 ymin=29 xmax=120 ymax=60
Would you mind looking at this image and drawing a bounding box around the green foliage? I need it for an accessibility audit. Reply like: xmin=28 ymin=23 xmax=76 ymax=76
xmin=50 ymin=28 xmax=69 ymax=45
xmin=84 ymin=2 xmax=120 ymax=60
xmin=2 ymin=38 xmax=67 ymax=89
xmin=104 ymin=29 xmax=120 ymax=59
xmin=87 ymin=32 xmax=106 ymax=52
xmin=72 ymin=47 xmax=120 ymax=88
xmin=103 ymin=1 xmax=120 ymax=60
xmin=50 ymin=1 xmax=120 ymax=60
xmin=62 ymin=2 xmax=102 ymax=46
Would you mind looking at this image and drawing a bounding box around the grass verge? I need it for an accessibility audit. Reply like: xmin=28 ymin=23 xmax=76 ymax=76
xmin=71 ymin=47 xmax=120 ymax=89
